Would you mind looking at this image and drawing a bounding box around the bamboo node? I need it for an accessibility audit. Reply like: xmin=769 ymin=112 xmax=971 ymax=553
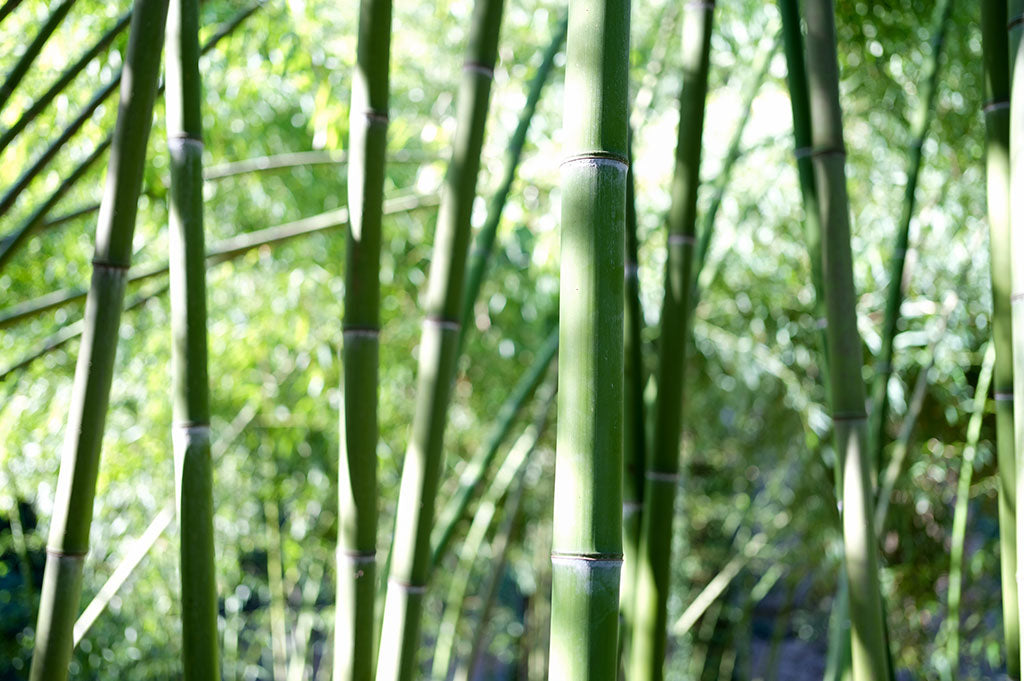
xmin=810 ymin=146 xmax=846 ymax=160
xmin=667 ymin=234 xmax=696 ymax=247
xmin=995 ymin=392 xmax=1014 ymax=402
xmin=1008 ymin=14 xmax=1024 ymax=31
xmin=388 ymin=577 xmax=427 ymax=594
xmin=624 ymin=262 xmax=639 ymax=278
xmin=793 ymin=146 xmax=813 ymax=159
xmin=91 ymin=258 xmax=130 ymax=271
xmin=685 ymin=0 xmax=715 ymax=9
xmin=560 ymin=152 xmax=628 ymax=170
xmin=343 ymin=327 xmax=380 ymax=338
xmin=338 ymin=549 xmax=377 ymax=564
xmin=983 ymin=100 xmax=1010 ymax=114
xmin=168 ymin=134 xmax=204 ymax=150
xmin=46 ymin=546 xmax=87 ymax=559
xmin=463 ymin=60 xmax=495 ymax=79
xmin=363 ymin=110 xmax=389 ymax=125
xmin=425 ymin=315 xmax=461 ymax=332
xmin=550 ymin=552 xmax=623 ymax=567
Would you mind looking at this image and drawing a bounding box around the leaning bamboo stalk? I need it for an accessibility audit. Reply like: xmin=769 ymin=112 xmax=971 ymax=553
xmin=547 ymin=0 xmax=628 ymax=677
xmin=630 ymin=4 xmax=713 ymax=681
xmin=867 ymin=0 xmax=954 ymax=471
xmin=336 ymin=0 xmax=392 ymax=676
xmin=0 ymin=0 xmax=77 ymax=109
xmin=166 ymin=0 xmax=219 ymax=676
xmin=375 ymin=0 xmax=506 ymax=676
xmin=0 ymin=9 xmax=131 ymax=155
xmin=0 ymin=193 xmax=437 ymax=328
xmin=803 ymin=2 xmax=890 ymax=680
xmin=982 ymin=0 xmax=1019 ymax=672
xmin=0 ymin=0 xmax=22 ymax=25
xmin=28 ymin=1 xmax=169 ymax=679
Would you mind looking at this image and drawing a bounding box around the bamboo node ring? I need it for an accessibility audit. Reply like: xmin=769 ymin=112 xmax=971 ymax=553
xmin=363 ymin=110 xmax=389 ymax=125
xmin=560 ymin=152 xmax=628 ymax=170
xmin=550 ymin=552 xmax=623 ymax=567
xmin=984 ymin=100 xmax=1010 ymax=114
xmin=463 ymin=61 xmax=495 ymax=78
xmin=343 ymin=327 xmax=380 ymax=338
xmin=91 ymin=259 xmax=131 ymax=271
xmin=685 ymin=0 xmax=715 ymax=10
xmin=46 ymin=547 xmax=87 ymax=558
xmin=810 ymin=146 xmax=846 ymax=159
xmin=425 ymin=316 xmax=461 ymax=331
xmin=1008 ymin=14 xmax=1024 ymax=31
xmin=388 ymin=577 xmax=427 ymax=594
xmin=339 ymin=550 xmax=377 ymax=564
xmin=169 ymin=134 xmax=204 ymax=150
xmin=995 ymin=392 xmax=1015 ymax=402
xmin=668 ymin=234 xmax=696 ymax=246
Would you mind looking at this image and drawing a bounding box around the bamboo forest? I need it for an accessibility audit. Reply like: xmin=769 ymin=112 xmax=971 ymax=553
xmin=2 ymin=0 xmax=1023 ymax=679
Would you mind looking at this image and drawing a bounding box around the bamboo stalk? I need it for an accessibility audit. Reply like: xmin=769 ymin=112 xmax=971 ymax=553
xmin=375 ymin=0 xmax=506 ymax=676
xmin=1010 ymin=0 xmax=1024 ymax=668
xmin=0 ymin=9 xmax=131 ymax=155
xmin=336 ymin=0 xmax=392 ymax=676
xmin=547 ymin=0 xmax=628 ymax=677
xmin=982 ymin=0 xmax=1018 ymax=673
xmin=867 ymin=0 xmax=955 ymax=473
xmin=0 ymin=0 xmax=77 ymax=109
xmin=630 ymin=4 xmax=713 ymax=681
xmin=28 ymin=1 xmax=170 ymax=679
xmin=803 ymin=2 xmax=890 ymax=679
xmin=0 ymin=0 xmax=22 ymax=25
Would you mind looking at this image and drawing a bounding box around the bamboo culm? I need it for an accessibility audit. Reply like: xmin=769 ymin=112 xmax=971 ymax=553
xmin=0 ymin=0 xmax=77 ymax=109
xmin=336 ymin=0 xmax=392 ymax=677
xmin=375 ymin=0 xmax=506 ymax=676
xmin=803 ymin=1 xmax=891 ymax=679
xmin=547 ymin=0 xmax=629 ymax=677
xmin=630 ymin=5 xmax=713 ymax=681
xmin=28 ymin=1 xmax=169 ymax=679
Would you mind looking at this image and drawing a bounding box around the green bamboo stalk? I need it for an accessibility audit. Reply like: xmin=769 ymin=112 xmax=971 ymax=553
xmin=630 ymin=4 xmax=713 ymax=681
xmin=547 ymin=0 xmax=628 ymax=677
xmin=1010 ymin=0 xmax=1024 ymax=669
xmin=264 ymin=496 xmax=289 ymax=681
xmin=0 ymin=0 xmax=23 ymax=25
xmin=982 ymin=0 xmax=1018 ymax=672
xmin=455 ymin=14 xmax=567 ymax=357
xmin=28 ymin=1 xmax=169 ymax=679
xmin=803 ymin=2 xmax=890 ymax=680
xmin=0 ymin=9 xmax=131 ymax=155
xmin=0 ymin=193 xmax=437 ymax=329
xmin=166 ymin=0 xmax=218 ymax=676
xmin=375 ymin=0 xmax=506 ymax=676
xmin=336 ymin=0 xmax=392 ymax=676
xmin=944 ymin=342 xmax=995 ymax=681
xmin=867 ymin=0 xmax=955 ymax=473
xmin=0 ymin=0 xmax=77 ymax=109
xmin=430 ymin=324 xmax=557 ymax=568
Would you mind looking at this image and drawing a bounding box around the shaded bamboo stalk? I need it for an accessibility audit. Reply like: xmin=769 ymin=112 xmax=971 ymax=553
xmin=867 ymin=0 xmax=955 ymax=473
xmin=336 ymin=0 xmax=392 ymax=677
xmin=630 ymin=4 xmax=713 ymax=681
xmin=0 ymin=0 xmax=77 ymax=108
xmin=165 ymin=0 xmax=219 ymax=676
xmin=803 ymin=1 xmax=890 ymax=679
xmin=1010 ymin=0 xmax=1024 ymax=667
xmin=547 ymin=0 xmax=629 ymax=677
xmin=28 ymin=1 xmax=170 ymax=679
xmin=0 ymin=0 xmax=22 ymax=25
xmin=943 ymin=342 xmax=995 ymax=681
xmin=982 ymin=0 xmax=1019 ymax=672
xmin=375 ymin=0 xmax=506 ymax=676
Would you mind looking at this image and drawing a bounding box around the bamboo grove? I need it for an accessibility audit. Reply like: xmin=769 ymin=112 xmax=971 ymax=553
xmin=0 ymin=0 xmax=1022 ymax=679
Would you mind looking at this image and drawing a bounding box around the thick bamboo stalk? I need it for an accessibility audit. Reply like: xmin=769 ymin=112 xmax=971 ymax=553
xmin=867 ymin=0 xmax=954 ymax=473
xmin=336 ymin=0 xmax=392 ymax=676
xmin=166 ymin=0 xmax=219 ymax=676
xmin=547 ymin=0 xmax=628 ymax=677
xmin=0 ymin=0 xmax=77 ymax=109
xmin=0 ymin=9 xmax=131 ymax=155
xmin=630 ymin=4 xmax=713 ymax=681
xmin=803 ymin=2 xmax=890 ymax=680
xmin=28 ymin=1 xmax=169 ymax=679
xmin=983 ymin=0 xmax=1019 ymax=673
xmin=375 ymin=0 xmax=505 ymax=677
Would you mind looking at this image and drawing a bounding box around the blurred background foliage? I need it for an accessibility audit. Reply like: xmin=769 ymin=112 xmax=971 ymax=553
xmin=0 ymin=0 xmax=1004 ymax=678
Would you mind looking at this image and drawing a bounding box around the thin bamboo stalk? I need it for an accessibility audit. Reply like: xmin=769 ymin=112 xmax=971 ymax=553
xmin=630 ymin=4 xmax=713 ymax=681
xmin=336 ymin=0 xmax=392 ymax=676
xmin=265 ymin=497 xmax=289 ymax=681
xmin=28 ymin=1 xmax=170 ymax=679
xmin=0 ymin=0 xmax=77 ymax=108
xmin=0 ymin=0 xmax=22 ymax=25
xmin=982 ymin=0 xmax=1018 ymax=672
xmin=867 ymin=0 xmax=955 ymax=472
xmin=547 ymin=0 xmax=628 ymax=677
xmin=944 ymin=343 xmax=995 ymax=681
xmin=0 ymin=9 xmax=131 ymax=155
xmin=375 ymin=0 xmax=506 ymax=676
xmin=1010 ymin=0 xmax=1024 ymax=667
xmin=803 ymin=2 xmax=890 ymax=679
xmin=166 ymin=0 xmax=218 ymax=676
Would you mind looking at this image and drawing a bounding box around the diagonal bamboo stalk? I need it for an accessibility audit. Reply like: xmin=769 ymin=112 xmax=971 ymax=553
xmin=28 ymin=1 xmax=170 ymax=679
xmin=0 ymin=0 xmax=77 ymax=109
xmin=630 ymin=4 xmax=714 ymax=681
xmin=375 ymin=0 xmax=506 ymax=677
xmin=0 ymin=0 xmax=23 ymax=25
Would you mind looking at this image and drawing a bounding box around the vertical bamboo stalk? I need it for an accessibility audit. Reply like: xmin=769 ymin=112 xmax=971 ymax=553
xmin=982 ymin=0 xmax=1019 ymax=674
xmin=166 ymin=0 xmax=218 ymax=677
xmin=375 ymin=0 xmax=505 ymax=677
xmin=336 ymin=0 xmax=392 ymax=678
xmin=630 ymin=4 xmax=713 ymax=681
xmin=28 ymin=1 xmax=169 ymax=679
xmin=547 ymin=0 xmax=629 ymax=677
xmin=803 ymin=2 xmax=890 ymax=680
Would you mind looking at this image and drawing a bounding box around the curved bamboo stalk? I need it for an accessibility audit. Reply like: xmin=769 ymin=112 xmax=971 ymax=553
xmin=28 ymin=1 xmax=170 ymax=679
xmin=336 ymin=0 xmax=392 ymax=676
xmin=375 ymin=0 xmax=506 ymax=676
xmin=630 ymin=4 xmax=713 ymax=681
xmin=0 ymin=0 xmax=77 ymax=109
xmin=803 ymin=2 xmax=890 ymax=679
xmin=547 ymin=0 xmax=628 ymax=677
xmin=166 ymin=0 xmax=219 ymax=676
xmin=982 ymin=0 xmax=1018 ymax=672
xmin=867 ymin=0 xmax=955 ymax=474
xmin=0 ymin=9 xmax=131 ymax=155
